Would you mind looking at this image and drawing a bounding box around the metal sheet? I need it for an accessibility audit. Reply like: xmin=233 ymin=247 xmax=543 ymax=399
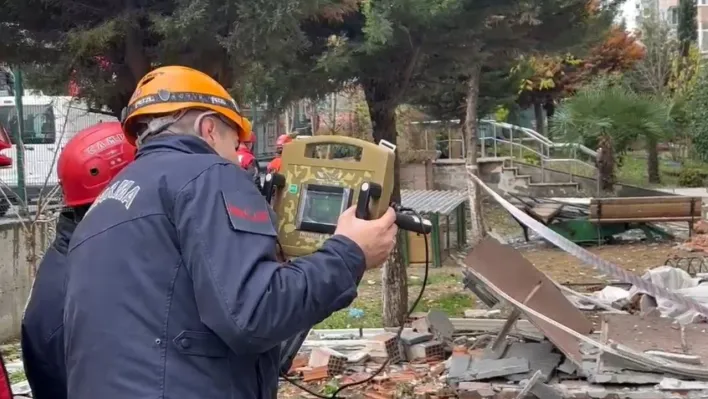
xmin=464 ymin=236 xmax=593 ymax=365
xmin=400 ymin=189 xmax=467 ymax=215
xmin=603 ymin=314 xmax=708 ymax=362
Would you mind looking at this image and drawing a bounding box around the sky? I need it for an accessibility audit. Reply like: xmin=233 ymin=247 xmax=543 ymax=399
xmin=621 ymin=0 xmax=639 ymax=31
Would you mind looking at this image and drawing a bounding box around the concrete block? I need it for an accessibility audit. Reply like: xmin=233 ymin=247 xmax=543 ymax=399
xmin=367 ymin=332 xmax=403 ymax=363
xmin=308 ymin=347 xmax=347 ymax=375
xmin=405 ymin=340 xmax=445 ymax=362
xmin=399 ymin=328 xmax=433 ymax=345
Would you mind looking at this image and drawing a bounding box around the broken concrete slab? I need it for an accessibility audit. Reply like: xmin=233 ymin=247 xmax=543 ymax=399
xmin=558 ymin=357 xmax=579 ymax=376
xmin=503 ymin=341 xmax=562 ymax=382
xmin=658 ymin=378 xmax=708 ymax=390
xmin=448 ymin=354 xmax=472 ymax=380
xmin=464 ymin=309 xmax=501 ymax=318
xmin=346 ymin=350 xmax=370 ymax=364
xmin=603 ymin=313 xmax=708 ymax=362
xmin=427 ymin=310 xmax=456 ymax=343
xmin=465 ymin=357 xmax=530 ymax=381
xmin=457 ymin=382 xmax=495 ymax=397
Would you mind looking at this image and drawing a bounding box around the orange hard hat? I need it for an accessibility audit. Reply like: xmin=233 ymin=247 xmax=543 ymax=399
xmin=121 ymin=66 xmax=252 ymax=144
xmin=276 ymin=134 xmax=293 ymax=148
xmin=57 ymin=122 xmax=136 ymax=207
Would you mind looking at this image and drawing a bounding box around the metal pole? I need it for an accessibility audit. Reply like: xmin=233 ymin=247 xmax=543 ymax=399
xmin=11 ymin=67 xmax=27 ymax=213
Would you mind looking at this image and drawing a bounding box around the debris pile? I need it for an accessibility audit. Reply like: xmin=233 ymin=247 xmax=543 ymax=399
xmin=677 ymin=220 xmax=708 ymax=252
xmin=282 ymin=236 xmax=708 ymax=398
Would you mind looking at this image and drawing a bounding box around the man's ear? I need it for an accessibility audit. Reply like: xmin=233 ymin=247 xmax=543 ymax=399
xmin=199 ymin=117 xmax=218 ymax=141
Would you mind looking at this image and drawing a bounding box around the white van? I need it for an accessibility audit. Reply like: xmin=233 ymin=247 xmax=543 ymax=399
xmin=0 ymin=95 xmax=117 ymax=216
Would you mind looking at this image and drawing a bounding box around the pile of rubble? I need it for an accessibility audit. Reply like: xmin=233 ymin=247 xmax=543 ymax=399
xmin=282 ymin=237 xmax=708 ymax=398
xmin=676 ymin=220 xmax=708 ymax=253
xmin=283 ymin=310 xmax=708 ymax=398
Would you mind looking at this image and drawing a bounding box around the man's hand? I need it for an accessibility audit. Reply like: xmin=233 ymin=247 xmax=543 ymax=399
xmin=334 ymin=207 xmax=398 ymax=269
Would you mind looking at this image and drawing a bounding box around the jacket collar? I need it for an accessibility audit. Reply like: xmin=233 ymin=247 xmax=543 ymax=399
xmin=53 ymin=211 xmax=77 ymax=255
xmin=136 ymin=135 xmax=219 ymax=158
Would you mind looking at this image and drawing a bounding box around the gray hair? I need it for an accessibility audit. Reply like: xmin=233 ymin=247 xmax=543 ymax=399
xmin=136 ymin=109 xmax=232 ymax=147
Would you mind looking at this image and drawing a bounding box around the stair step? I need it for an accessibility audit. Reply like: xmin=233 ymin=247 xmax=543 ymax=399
xmin=478 ymin=156 xmax=511 ymax=163
xmin=528 ymin=182 xmax=579 ymax=187
xmin=515 ymin=175 xmax=532 ymax=180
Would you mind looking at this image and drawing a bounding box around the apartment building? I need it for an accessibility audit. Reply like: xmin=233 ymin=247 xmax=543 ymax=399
xmin=637 ymin=0 xmax=708 ymax=52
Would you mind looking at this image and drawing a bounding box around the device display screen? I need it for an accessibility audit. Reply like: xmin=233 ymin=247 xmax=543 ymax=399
xmin=296 ymin=184 xmax=352 ymax=234
xmin=302 ymin=191 xmax=344 ymax=225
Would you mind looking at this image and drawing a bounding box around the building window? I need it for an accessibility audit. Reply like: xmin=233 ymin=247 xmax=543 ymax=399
xmin=701 ymin=29 xmax=708 ymax=52
xmin=667 ymin=6 xmax=678 ymax=25
xmin=699 ymin=0 xmax=708 ymax=6
xmin=0 ymin=104 xmax=56 ymax=145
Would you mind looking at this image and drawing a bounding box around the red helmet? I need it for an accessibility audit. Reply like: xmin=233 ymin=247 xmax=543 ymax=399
xmin=241 ymin=131 xmax=256 ymax=144
xmin=276 ymin=134 xmax=293 ymax=148
xmin=57 ymin=122 xmax=136 ymax=207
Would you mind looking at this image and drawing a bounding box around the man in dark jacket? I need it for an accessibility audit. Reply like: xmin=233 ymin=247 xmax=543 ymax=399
xmin=63 ymin=66 xmax=398 ymax=399
xmin=21 ymin=122 xmax=136 ymax=399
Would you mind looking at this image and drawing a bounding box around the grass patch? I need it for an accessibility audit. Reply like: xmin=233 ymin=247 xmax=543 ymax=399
xmin=542 ymin=151 xmax=708 ymax=188
xmin=315 ymin=268 xmax=474 ymax=329
xmin=9 ymin=371 xmax=25 ymax=384
xmin=615 ymin=153 xmax=708 ymax=187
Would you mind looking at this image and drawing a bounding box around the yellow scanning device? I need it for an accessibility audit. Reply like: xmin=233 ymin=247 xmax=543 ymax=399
xmin=261 ymin=135 xmax=431 ymax=258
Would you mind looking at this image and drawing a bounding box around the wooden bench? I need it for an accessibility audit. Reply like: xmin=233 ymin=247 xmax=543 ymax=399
xmin=589 ymin=196 xmax=702 ymax=236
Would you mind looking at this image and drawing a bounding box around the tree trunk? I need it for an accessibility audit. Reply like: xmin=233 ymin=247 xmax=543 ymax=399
xmin=363 ymin=80 xmax=408 ymax=327
xmin=533 ymin=101 xmax=545 ymax=136
xmin=597 ymin=133 xmax=616 ymax=192
xmin=464 ymin=65 xmax=486 ymax=245
xmin=647 ymin=136 xmax=661 ymax=184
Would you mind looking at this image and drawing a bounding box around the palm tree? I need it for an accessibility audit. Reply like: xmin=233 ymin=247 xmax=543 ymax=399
xmin=551 ymin=78 xmax=670 ymax=190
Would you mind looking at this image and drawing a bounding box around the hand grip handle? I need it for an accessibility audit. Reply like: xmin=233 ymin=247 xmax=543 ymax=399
xmin=262 ymin=172 xmax=286 ymax=203
xmin=395 ymin=213 xmax=432 ymax=234
xmin=355 ymin=182 xmax=382 ymax=220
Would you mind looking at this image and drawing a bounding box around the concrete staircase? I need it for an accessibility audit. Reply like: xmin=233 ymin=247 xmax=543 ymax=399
xmin=477 ymin=157 xmax=582 ymax=197
xmin=498 ymin=161 xmax=582 ymax=197
xmin=474 ymin=120 xmax=599 ymax=197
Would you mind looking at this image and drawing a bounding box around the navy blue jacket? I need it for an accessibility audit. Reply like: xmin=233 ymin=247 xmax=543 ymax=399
xmin=63 ymin=135 xmax=366 ymax=399
xmin=21 ymin=212 xmax=76 ymax=399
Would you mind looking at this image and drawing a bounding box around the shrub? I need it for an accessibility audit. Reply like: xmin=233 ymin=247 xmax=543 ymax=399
xmin=678 ymin=168 xmax=704 ymax=187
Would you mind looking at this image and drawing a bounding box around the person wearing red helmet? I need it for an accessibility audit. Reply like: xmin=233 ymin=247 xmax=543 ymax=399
xmin=21 ymin=122 xmax=135 ymax=399
xmin=236 ymin=131 xmax=261 ymax=187
xmin=266 ymin=133 xmax=293 ymax=173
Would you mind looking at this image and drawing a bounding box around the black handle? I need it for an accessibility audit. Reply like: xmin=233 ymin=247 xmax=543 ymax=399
xmin=261 ymin=172 xmax=286 ymax=203
xmin=355 ymin=182 xmax=382 ymax=220
xmin=395 ymin=213 xmax=433 ymax=234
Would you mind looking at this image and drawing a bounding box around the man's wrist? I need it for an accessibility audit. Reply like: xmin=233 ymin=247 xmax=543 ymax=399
xmin=325 ymin=235 xmax=367 ymax=283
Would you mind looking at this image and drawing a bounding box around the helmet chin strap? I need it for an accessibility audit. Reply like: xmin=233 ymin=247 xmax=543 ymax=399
xmin=135 ymin=109 xmax=189 ymax=147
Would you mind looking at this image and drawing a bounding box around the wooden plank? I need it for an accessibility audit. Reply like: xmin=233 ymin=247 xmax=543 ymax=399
xmin=590 ymin=203 xmax=701 ymax=220
xmin=528 ymin=204 xmax=563 ymax=224
xmin=590 ymin=195 xmax=702 ymax=221
xmin=588 ymin=217 xmax=696 ymax=223
xmin=590 ymin=196 xmax=702 ymax=205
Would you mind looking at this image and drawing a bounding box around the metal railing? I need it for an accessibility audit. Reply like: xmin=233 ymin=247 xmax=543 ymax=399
xmin=478 ymin=119 xmax=598 ymax=183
